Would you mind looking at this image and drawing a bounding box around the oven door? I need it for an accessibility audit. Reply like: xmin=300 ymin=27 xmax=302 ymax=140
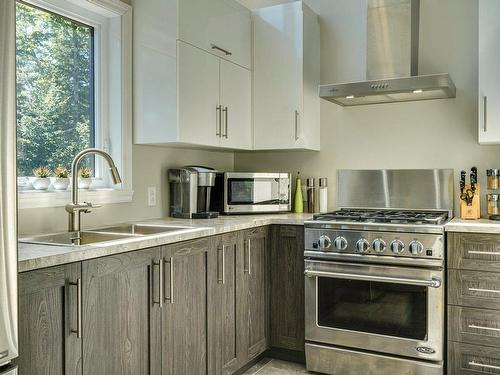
xmin=224 ymin=173 xmax=290 ymax=213
xmin=305 ymin=260 xmax=444 ymax=361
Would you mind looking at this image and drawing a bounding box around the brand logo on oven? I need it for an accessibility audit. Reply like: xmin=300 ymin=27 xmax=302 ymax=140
xmin=416 ymin=347 xmax=435 ymax=354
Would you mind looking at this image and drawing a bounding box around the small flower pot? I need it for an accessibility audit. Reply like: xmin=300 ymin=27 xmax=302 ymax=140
xmin=53 ymin=177 xmax=70 ymax=191
xmin=78 ymin=177 xmax=92 ymax=189
xmin=32 ymin=177 xmax=51 ymax=191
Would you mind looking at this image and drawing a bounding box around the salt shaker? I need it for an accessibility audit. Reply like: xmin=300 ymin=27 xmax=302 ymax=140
xmin=319 ymin=178 xmax=328 ymax=214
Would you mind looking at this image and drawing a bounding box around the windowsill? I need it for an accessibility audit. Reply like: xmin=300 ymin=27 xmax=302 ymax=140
xmin=18 ymin=188 xmax=134 ymax=209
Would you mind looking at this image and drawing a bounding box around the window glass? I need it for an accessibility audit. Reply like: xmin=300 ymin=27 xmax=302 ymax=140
xmin=16 ymin=1 xmax=95 ymax=177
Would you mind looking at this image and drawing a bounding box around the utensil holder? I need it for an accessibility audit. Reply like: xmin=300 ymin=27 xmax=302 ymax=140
xmin=460 ymin=183 xmax=480 ymax=220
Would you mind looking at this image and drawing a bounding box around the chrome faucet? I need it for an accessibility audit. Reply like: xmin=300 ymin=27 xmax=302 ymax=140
xmin=65 ymin=148 xmax=122 ymax=232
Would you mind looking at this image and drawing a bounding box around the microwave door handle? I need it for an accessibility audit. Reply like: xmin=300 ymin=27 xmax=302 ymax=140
xmin=304 ymin=270 xmax=442 ymax=288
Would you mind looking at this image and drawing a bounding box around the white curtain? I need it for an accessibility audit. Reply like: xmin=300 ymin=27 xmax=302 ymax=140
xmin=0 ymin=0 xmax=19 ymax=362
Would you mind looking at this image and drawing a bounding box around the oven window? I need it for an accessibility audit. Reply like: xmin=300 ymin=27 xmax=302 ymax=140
xmin=228 ymin=178 xmax=283 ymax=205
xmin=317 ymin=278 xmax=428 ymax=340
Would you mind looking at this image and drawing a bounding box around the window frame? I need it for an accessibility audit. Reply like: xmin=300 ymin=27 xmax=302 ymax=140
xmin=17 ymin=0 xmax=133 ymax=209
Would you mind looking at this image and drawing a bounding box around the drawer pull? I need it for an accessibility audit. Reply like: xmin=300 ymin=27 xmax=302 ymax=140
xmin=469 ymin=287 xmax=500 ymax=294
xmin=468 ymin=250 xmax=500 ymax=256
xmin=469 ymin=324 xmax=500 ymax=332
xmin=469 ymin=361 xmax=500 ymax=370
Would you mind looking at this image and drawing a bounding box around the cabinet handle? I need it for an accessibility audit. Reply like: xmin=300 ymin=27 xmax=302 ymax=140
xmin=152 ymin=260 xmax=163 ymax=308
xmin=469 ymin=287 xmax=500 ymax=294
xmin=164 ymin=257 xmax=174 ymax=304
xmin=469 ymin=361 xmax=500 ymax=370
xmin=211 ymin=44 xmax=232 ymax=56
xmin=468 ymin=250 xmax=500 ymax=256
xmin=222 ymin=107 xmax=228 ymax=138
xmin=244 ymin=239 xmax=251 ymax=275
xmin=468 ymin=323 xmax=500 ymax=332
xmin=295 ymin=110 xmax=300 ymax=141
xmin=484 ymin=95 xmax=488 ymax=132
xmin=216 ymin=105 xmax=222 ymax=137
xmin=69 ymin=279 xmax=82 ymax=339
xmin=218 ymin=245 xmax=226 ymax=284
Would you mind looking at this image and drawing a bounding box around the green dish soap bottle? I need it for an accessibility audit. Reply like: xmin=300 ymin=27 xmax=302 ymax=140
xmin=293 ymin=172 xmax=303 ymax=213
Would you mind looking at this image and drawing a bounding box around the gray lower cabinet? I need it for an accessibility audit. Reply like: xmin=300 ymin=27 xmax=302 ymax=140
xmin=240 ymin=227 xmax=269 ymax=363
xmin=82 ymin=247 xmax=162 ymax=375
xmin=448 ymin=232 xmax=500 ymax=375
xmin=18 ymin=263 xmax=81 ymax=375
xmin=269 ymin=225 xmax=304 ymax=352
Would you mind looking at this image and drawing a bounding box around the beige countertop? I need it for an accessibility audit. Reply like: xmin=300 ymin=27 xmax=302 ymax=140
xmin=18 ymin=213 xmax=313 ymax=273
xmin=445 ymin=217 xmax=500 ymax=234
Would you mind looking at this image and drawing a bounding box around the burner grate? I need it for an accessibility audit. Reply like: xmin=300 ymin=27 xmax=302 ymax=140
xmin=313 ymin=209 xmax=448 ymax=225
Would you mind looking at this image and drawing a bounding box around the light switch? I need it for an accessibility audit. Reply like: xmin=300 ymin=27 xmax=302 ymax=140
xmin=148 ymin=186 xmax=157 ymax=206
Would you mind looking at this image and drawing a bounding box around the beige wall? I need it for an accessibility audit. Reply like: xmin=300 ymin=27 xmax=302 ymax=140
xmin=19 ymin=145 xmax=234 ymax=235
xmin=235 ymin=0 xmax=500 ymax=216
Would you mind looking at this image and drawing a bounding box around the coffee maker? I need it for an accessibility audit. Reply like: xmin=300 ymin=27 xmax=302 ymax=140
xmin=168 ymin=166 xmax=219 ymax=219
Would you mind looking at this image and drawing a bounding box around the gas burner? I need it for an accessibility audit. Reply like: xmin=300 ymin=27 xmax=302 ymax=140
xmin=313 ymin=208 xmax=449 ymax=225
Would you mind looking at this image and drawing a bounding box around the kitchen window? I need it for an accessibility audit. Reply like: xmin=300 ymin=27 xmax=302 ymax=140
xmin=15 ymin=0 xmax=133 ymax=208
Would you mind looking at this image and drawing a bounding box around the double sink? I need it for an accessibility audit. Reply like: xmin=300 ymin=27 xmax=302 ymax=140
xmin=21 ymin=224 xmax=196 ymax=247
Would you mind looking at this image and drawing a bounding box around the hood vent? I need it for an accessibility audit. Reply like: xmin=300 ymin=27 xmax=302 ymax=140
xmin=319 ymin=0 xmax=456 ymax=106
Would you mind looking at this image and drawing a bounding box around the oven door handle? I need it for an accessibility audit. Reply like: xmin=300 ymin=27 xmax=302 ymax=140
xmin=304 ymin=269 xmax=442 ymax=288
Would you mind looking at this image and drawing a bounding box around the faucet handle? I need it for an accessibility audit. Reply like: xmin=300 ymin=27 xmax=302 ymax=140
xmin=83 ymin=202 xmax=102 ymax=213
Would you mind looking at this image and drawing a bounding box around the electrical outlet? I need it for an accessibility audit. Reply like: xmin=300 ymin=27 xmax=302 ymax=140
xmin=147 ymin=186 xmax=157 ymax=207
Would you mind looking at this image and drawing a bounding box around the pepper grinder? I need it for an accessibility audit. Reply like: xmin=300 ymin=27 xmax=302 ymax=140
xmin=306 ymin=178 xmax=315 ymax=213
xmin=319 ymin=178 xmax=328 ymax=214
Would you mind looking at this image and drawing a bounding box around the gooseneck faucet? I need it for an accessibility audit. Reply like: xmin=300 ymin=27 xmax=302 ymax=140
xmin=65 ymin=148 xmax=122 ymax=232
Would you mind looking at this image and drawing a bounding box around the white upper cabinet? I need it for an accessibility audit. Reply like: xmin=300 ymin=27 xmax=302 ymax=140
xmin=479 ymin=0 xmax=500 ymax=144
xmin=253 ymin=2 xmax=320 ymax=151
xmin=179 ymin=0 xmax=252 ymax=69
xmin=133 ymin=0 xmax=252 ymax=149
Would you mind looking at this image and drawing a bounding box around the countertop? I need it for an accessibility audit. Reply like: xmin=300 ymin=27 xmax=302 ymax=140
xmin=18 ymin=213 xmax=313 ymax=272
xmin=445 ymin=217 xmax=500 ymax=234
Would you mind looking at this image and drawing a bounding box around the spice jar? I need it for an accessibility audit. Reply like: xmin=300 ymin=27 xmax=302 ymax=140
xmin=487 ymin=169 xmax=500 ymax=190
xmin=487 ymin=194 xmax=500 ymax=215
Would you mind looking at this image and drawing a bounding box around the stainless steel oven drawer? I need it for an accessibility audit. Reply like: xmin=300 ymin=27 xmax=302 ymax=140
xmin=448 ymin=232 xmax=500 ymax=272
xmin=449 ymin=306 xmax=500 ymax=347
xmin=449 ymin=270 xmax=500 ymax=310
xmin=305 ymin=343 xmax=443 ymax=375
xmin=448 ymin=341 xmax=500 ymax=375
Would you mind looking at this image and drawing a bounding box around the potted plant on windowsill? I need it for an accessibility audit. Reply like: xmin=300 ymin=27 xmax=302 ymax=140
xmin=32 ymin=166 xmax=51 ymax=190
xmin=78 ymin=167 xmax=93 ymax=189
xmin=52 ymin=165 xmax=70 ymax=190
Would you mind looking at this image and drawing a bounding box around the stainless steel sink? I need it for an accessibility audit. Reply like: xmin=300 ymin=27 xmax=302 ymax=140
xmin=20 ymin=231 xmax=136 ymax=246
xmin=92 ymin=224 xmax=192 ymax=236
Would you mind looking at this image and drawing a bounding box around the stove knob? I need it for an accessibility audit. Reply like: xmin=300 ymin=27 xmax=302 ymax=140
xmin=334 ymin=236 xmax=348 ymax=250
xmin=409 ymin=240 xmax=424 ymax=255
xmin=318 ymin=235 xmax=332 ymax=250
xmin=391 ymin=240 xmax=405 ymax=254
xmin=372 ymin=239 xmax=386 ymax=253
xmin=356 ymin=239 xmax=370 ymax=253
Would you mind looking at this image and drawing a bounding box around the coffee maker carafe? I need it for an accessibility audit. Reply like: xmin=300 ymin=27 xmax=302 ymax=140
xmin=168 ymin=166 xmax=219 ymax=219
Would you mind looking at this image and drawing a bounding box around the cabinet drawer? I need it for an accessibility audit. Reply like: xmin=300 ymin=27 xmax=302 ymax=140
xmin=450 ymin=306 xmax=500 ymax=347
xmin=449 ymin=341 xmax=500 ymax=374
xmin=448 ymin=232 xmax=500 ymax=272
xmin=449 ymin=270 xmax=500 ymax=310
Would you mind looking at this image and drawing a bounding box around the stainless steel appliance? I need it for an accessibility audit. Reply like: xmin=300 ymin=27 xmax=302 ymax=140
xmin=0 ymin=0 xmax=18 ymax=373
xmin=319 ymin=0 xmax=456 ymax=106
xmin=219 ymin=172 xmax=291 ymax=214
xmin=304 ymin=169 xmax=453 ymax=375
xmin=168 ymin=166 xmax=219 ymax=219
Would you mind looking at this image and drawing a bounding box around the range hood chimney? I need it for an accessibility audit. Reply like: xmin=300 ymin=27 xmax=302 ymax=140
xmin=319 ymin=0 xmax=456 ymax=106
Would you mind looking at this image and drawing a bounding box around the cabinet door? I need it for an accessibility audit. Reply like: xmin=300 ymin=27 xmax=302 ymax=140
xmin=240 ymin=227 xmax=269 ymax=362
xmin=178 ymin=41 xmax=221 ymax=147
xmin=479 ymin=0 xmax=500 ymax=144
xmin=18 ymin=263 xmax=81 ymax=375
xmin=82 ymin=248 xmax=162 ymax=375
xmin=220 ymin=60 xmax=252 ymax=150
xmin=178 ymin=0 xmax=251 ymax=69
xmin=162 ymin=238 xmax=213 ymax=375
xmin=270 ymin=225 xmax=305 ymax=351
xmin=253 ymin=2 xmax=303 ymax=150
xmin=209 ymin=232 xmax=243 ymax=375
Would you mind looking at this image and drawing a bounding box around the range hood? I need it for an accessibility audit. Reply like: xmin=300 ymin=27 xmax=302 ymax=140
xmin=319 ymin=0 xmax=456 ymax=106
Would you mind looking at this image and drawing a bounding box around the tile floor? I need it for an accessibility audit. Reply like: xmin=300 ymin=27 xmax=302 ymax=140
xmin=244 ymin=358 xmax=311 ymax=374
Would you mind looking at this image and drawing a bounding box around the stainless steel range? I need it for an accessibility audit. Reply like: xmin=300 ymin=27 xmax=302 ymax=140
xmin=304 ymin=169 xmax=454 ymax=375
